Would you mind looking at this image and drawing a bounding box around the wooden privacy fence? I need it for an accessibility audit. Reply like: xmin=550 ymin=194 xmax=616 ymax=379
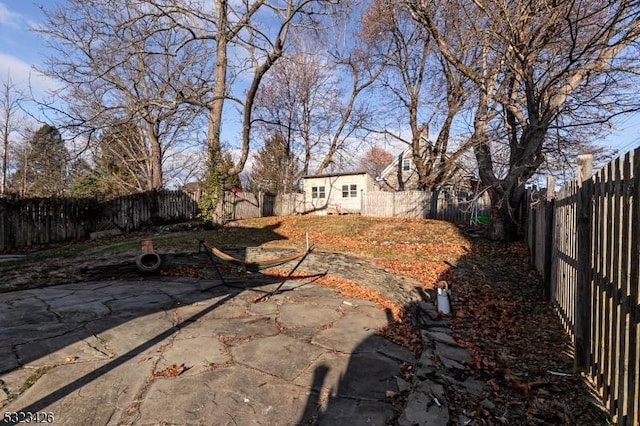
xmin=0 ymin=197 xmax=100 ymax=250
xmin=214 ymin=191 xmax=275 ymax=222
xmin=274 ymin=193 xmax=306 ymax=216
xmin=527 ymin=151 xmax=640 ymax=426
xmin=215 ymin=189 xmax=490 ymax=223
xmin=0 ymin=190 xmax=199 ymax=250
xmin=1 ymin=188 xmax=488 ymax=250
xmin=104 ymin=190 xmax=199 ymax=232
xmin=362 ymin=189 xmax=491 ymax=223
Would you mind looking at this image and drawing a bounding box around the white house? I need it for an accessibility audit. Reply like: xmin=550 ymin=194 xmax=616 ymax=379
xmin=377 ymin=140 xmax=471 ymax=192
xmin=302 ymin=171 xmax=378 ymax=215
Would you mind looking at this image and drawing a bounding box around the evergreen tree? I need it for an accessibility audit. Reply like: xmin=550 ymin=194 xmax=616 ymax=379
xmin=9 ymin=125 xmax=69 ymax=197
xmin=68 ymin=159 xmax=101 ymax=198
xmin=249 ymin=133 xmax=299 ymax=194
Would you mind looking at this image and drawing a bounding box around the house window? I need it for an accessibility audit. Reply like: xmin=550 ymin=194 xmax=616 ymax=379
xmin=312 ymin=186 xmax=325 ymax=199
xmin=342 ymin=184 xmax=358 ymax=198
xmin=402 ymin=158 xmax=411 ymax=171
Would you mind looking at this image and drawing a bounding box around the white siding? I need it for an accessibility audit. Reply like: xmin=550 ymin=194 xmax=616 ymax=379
xmin=302 ymin=173 xmax=377 ymax=214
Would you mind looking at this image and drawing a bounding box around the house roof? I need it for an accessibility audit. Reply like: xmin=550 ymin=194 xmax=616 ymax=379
xmin=378 ymin=144 xmax=423 ymax=180
xmin=378 ymin=137 xmax=467 ymax=180
xmin=302 ymin=171 xmax=372 ymax=179
xmin=180 ymin=182 xmax=200 ymax=191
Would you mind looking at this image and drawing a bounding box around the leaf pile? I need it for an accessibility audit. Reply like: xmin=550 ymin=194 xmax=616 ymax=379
xmin=443 ymin=239 xmax=609 ymax=425
xmin=152 ymin=363 xmax=189 ymax=378
xmin=241 ymin=215 xmax=468 ymax=289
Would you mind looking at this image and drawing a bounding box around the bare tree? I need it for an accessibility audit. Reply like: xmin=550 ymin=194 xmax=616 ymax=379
xmin=93 ymin=124 xmax=153 ymax=196
xmin=110 ymin=0 xmax=340 ymax=217
xmin=361 ymin=0 xmax=474 ymax=191
xmin=312 ymin=7 xmax=389 ymax=175
xmin=254 ymin=46 xmax=342 ymax=178
xmin=312 ymin=54 xmax=383 ymax=175
xmin=358 ymin=145 xmax=393 ymax=178
xmin=406 ymin=0 xmax=640 ymax=239
xmin=251 ymin=2 xmax=387 ymax=178
xmin=36 ymin=0 xmax=213 ymax=192
xmin=0 ymin=74 xmax=25 ymax=196
xmin=536 ymin=125 xmax=617 ymax=184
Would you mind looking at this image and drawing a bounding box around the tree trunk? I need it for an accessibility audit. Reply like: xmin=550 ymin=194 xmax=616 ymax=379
xmin=150 ymin=145 xmax=163 ymax=190
xmin=208 ymin=0 xmax=228 ymax=177
xmin=145 ymin=123 xmax=164 ymax=190
xmin=487 ymin=182 xmax=526 ymax=241
xmin=1 ymin=122 xmax=7 ymax=196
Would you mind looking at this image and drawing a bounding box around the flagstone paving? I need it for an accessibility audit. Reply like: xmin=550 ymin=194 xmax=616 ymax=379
xmin=1 ymin=249 xmax=483 ymax=425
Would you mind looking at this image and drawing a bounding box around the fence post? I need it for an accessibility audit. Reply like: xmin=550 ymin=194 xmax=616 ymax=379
xmin=575 ymin=154 xmax=593 ymax=372
xmin=530 ymin=193 xmax=537 ymax=265
xmin=429 ymin=189 xmax=438 ymax=218
xmin=543 ymin=175 xmax=555 ymax=300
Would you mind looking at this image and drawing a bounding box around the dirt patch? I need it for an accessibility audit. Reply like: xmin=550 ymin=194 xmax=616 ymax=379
xmin=0 ymin=251 xmax=214 ymax=293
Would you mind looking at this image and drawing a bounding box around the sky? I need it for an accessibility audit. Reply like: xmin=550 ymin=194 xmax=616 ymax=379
xmin=2 ymin=0 xmax=640 ymax=167
xmin=0 ymin=1 xmax=59 ymax=101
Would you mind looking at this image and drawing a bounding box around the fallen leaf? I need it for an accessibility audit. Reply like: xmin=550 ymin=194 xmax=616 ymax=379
xmin=153 ymin=363 xmax=189 ymax=378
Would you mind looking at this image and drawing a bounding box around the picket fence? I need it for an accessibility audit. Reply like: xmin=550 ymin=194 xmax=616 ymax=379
xmin=527 ymin=151 xmax=640 ymax=426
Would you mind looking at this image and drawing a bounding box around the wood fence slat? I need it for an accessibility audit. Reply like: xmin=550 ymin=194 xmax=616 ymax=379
xmin=609 ymin=157 xmax=622 ymax=416
xmin=593 ymin=169 xmax=605 ymax=390
xmin=527 ymin=148 xmax=640 ymax=425
xmin=622 ymin=157 xmax=632 ymax=422
xmin=599 ymin=165 xmax=608 ymax=392
xmin=543 ymin=196 xmax=554 ymax=294
xmin=603 ymin=161 xmax=614 ymax=408
xmin=552 ymin=190 xmax=560 ymax=325
xmin=599 ymin=169 xmax=607 ymax=388
xmin=628 ymin=148 xmax=640 ymax=426
xmin=576 ymin=182 xmax=584 ymax=332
